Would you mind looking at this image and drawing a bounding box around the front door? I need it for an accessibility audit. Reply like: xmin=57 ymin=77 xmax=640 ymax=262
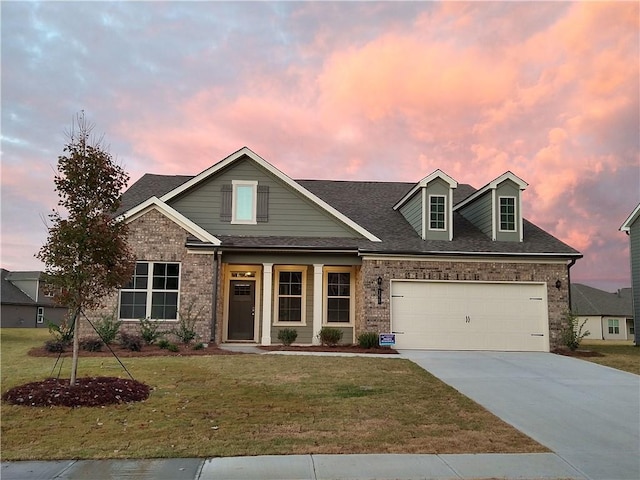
xmin=228 ymin=280 xmax=256 ymax=341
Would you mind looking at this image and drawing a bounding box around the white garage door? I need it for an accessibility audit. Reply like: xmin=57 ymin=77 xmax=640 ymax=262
xmin=391 ymin=281 xmax=549 ymax=352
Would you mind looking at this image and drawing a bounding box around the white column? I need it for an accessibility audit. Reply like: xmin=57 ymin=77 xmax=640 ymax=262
xmin=261 ymin=263 xmax=273 ymax=345
xmin=312 ymin=264 xmax=324 ymax=345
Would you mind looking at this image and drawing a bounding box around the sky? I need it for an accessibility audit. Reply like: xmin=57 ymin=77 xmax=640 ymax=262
xmin=1 ymin=1 xmax=639 ymax=292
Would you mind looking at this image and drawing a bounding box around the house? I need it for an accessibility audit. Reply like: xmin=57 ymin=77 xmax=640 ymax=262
xmin=84 ymin=147 xmax=581 ymax=351
xmin=570 ymin=283 xmax=634 ymax=341
xmin=1 ymin=269 xmax=68 ymax=328
xmin=620 ymin=203 xmax=640 ymax=345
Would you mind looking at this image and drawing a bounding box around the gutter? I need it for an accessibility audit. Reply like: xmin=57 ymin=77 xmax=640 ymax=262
xmin=567 ymin=258 xmax=578 ymax=312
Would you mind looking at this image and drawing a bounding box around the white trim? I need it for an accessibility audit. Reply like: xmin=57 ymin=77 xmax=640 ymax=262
xmin=261 ymin=264 xmax=273 ymax=345
xmin=393 ymin=169 xmax=458 ymax=210
xmin=428 ymin=194 xmax=447 ymax=232
xmin=158 ymin=147 xmax=381 ymax=242
xmin=273 ymin=265 xmax=308 ymax=326
xmin=359 ymin=254 xmax=573 ymax=263
xmin=448 ymin=187 xmax=455 ymax=241
xmin=312 ymin=264 xmax=324 ymax=345
xmin=454 ymin=171 xmax=528 ymax=212
xmin=36 ymin=306 xmax=45 ymax=324
xmin=223 ymin=264 xmax=262 ymax=343
xmin=498 ymin=196 xmax=517 ymax=233
xmin=620 ymin=203 xmax=640 ymax=232
xmin=323 ymin=266 xmax=355 ymax=326
xmin=231 ymin=180 xmax=258 ymax=224
xmin=421 ymin=188 xmax=426 ymax=240
xmin=491 ymin=189 xmax=497 ymax=240
xmin=120 ymin=197 xmax=221 ymax=246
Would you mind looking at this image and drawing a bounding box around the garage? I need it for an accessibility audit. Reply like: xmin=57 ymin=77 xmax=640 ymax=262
xmin=391 ymin=281 xmax=549 ymax=351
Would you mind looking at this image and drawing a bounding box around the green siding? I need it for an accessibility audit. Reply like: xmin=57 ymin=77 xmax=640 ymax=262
xmin=223 ymin=253 xmax=361 ymax=266
xmin=424 ymin=178 xmax=451 ymax=241
xmin=399 ymin=192 xmax=422 ymax=236
xmin=271 ymin=268 xmax=314 ymax=343
xmin=459 ymin=191 xmax=493 ymax=238
xmin=169 ymin=157 xmax=360 ymax=238
xmin=630 ymin=219 xmax=640 ymax=344
xmin=495 ymin=180 xmax=521 ymax=242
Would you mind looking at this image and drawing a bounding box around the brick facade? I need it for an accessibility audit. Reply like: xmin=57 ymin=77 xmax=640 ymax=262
xmin=355 ymin=258 xmax=570 ymax=350
xmin=82 ymin=209 xmax=216 ymax=342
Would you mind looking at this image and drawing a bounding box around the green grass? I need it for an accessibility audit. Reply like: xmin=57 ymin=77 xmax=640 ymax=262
xmin=0 ymin=328 xmax=546 ymax=460
xmin=579 ymin=340 xmax=640 ymax=375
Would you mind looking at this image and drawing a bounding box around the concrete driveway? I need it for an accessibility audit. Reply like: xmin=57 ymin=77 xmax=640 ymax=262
xmin=400 ymin=351 xmax=640 ymax=480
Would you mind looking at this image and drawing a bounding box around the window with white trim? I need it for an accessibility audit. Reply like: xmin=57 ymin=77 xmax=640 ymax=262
xmin=232 ymin=180 xmax=257 ymax=224
xmin=36 ymin=306 xmax=44 ymax=324
xmin=275 ymin=266 xmax=307 ymax=324
xmin=608 ymin=318 xmax=620 ymax=335
xmin=324 ymin=267 xmax=354 ymax=324
xmin=119 ymin=262 xmax=180 ymax=320
xmin=429 ymin=195 xmax=446 ymax=230
xmin=499 ymin=197 xmax=516 ymax=231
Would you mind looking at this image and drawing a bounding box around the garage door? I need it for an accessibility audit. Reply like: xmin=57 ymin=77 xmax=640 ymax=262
xmin=391 ymin=281 xmax=549 ymax=351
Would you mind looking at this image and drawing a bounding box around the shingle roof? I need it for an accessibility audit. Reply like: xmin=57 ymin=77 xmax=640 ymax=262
xmin=120 ymin=173 xmax=581 ymax=257
xmin=1 ymin=269 xmax=37 ymax=305
xmin=571 ymin=283 xmax=633 ymax=316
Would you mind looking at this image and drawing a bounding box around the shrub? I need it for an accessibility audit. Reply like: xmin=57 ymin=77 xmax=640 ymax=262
xmin=192 ymin=342 xmax=205 ymax=350
xmin=45 ymin=340 xmax=68 ymax=353
xmin=172 ymin=301 xmax=203 ymax=344
xmin=80 ymin=337 xmax=104 ymax=352
xmin=561 ymin=310 xmax=590 ymax=351
xmin=157 ymin=338 xmax=171 ymax=350
xmin=167 ymin=343 xmax=180 ymax=352
xmin=358 ymin=331 xmax=379 ymax=349
xmin=45 ymin=320 xmax=72 ymax=352
xmin=94 ymin=312 xmax=122 ymax=344
xmin=119 ymin=331 xmax=143 ymax=352
xmin=318 ymin=327 xmax=343 ymax=347
xmin=277 ymin=328 xmax=298 ymax=346
xmin=139 ymin=318 xmax=163 ymax=345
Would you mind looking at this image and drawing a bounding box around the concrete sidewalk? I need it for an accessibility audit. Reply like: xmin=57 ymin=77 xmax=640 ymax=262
xmin=1 ymin=453 xmax=586 ymax=479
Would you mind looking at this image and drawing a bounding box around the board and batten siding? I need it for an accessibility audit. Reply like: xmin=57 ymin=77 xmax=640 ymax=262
xmin=629 ymin=217 xmax=640 ymax=344
xmin=424 ymin=178 xmax=451 ymax=241
xmin=459 ymin=191 xmax=492 ymax=238
xmin=494 ymin=180 xmax=521 ymax=242
xmin=169 ymin=157 xmax=361 ymax=238
xmin=399 ymin=192 xmax=422 ymax=237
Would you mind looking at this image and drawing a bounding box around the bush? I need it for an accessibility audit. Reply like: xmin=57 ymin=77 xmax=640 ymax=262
xmin=80 ymin=337 xmax=104 ymax=352
xmin=192 ymin=342 xmax=205 ymax=350
xmin=139 ymin=318 xmax=163 ymax=345
xmin=157 ymin=338 xmax=171 ymax=349
xmin=277 ymin=328 xmax=298 ymax=346
xmin=45 ymin=340 xmax=68 ymax=353
xmin=94 ymin=312 xmax=122 ymax=344
xmin=167 ymin=343 xmax=180 ymax=352
xmin=172 ymin=302 xmax=202 ymax=344
xmin=358 ymin=331 xmax=379 ymax=349
xmin=318 ymin=327 xmax=343 ymax=347
xmin=119 ymin=331 xmax=143 ymax=352
xmin=561 ymin=310 xmax=590 ymax=351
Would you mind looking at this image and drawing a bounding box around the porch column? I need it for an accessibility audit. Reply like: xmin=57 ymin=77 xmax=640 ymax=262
xmin=261 ymin=263 xmax=273 ymax=345
xmin=312 ymin=264 xmax=324 ymax=345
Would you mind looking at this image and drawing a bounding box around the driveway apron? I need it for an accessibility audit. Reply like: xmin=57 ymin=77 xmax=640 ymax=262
xmin=400 ymin=351 xmax=640 ymax=480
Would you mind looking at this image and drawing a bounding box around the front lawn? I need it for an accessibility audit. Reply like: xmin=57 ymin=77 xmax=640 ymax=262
xmin=0 ymin=328 xmax=546 ymax=460
xmin=579 ymin=340 xmax=640 ymax=375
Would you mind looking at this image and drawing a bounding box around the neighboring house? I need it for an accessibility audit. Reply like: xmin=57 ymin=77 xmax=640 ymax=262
xmin=620 ymin=203 xmax=640 ymax=345
xmin=1 ymin=269 xmax=68 ymax=328
xmin=84 ymin=147 xmax=581 ymax=351
xmin=570 ymin=283 xmax=634 ymax=341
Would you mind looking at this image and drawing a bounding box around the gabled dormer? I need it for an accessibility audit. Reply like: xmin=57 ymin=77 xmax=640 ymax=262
xmin=393 ymin=169 xmax=458 ymax=241
xmin=454 ymin=171 xmax=528 ymax=242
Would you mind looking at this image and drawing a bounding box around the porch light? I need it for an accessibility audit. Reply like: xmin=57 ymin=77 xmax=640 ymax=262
xmin=555 ymin=279 xmax=562 ymax=289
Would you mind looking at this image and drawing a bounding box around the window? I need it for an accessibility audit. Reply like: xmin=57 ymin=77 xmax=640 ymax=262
xmin=429 ymin=195 xmax=446 ymax=230
xmin=36 ymin=307 xmax=44 ymax=324
xmin=119 ymin=262 xmax=180 ymax=320
xmin=324 ymin=267 xmax=354 ymax=324
xmin=232 ymin=180 xmax=257 ymax=224
xmin=275 ymin=267 xmax=306 ymax=324
xmin=499 ymin=197 xmax=516 ymax=231
xmin=608 ymin=319 xmax=620 ymax=335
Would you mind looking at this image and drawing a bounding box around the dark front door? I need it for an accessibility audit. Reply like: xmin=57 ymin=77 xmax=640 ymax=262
xmin=228 ymin=280 xmax=255 ymax=341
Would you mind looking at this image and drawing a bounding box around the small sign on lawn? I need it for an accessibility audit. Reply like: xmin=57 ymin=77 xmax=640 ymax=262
xmin=379 ymin=333 xmax=396 ymax=347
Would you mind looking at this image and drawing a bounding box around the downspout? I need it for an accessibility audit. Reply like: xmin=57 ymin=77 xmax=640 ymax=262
xmin=567 ymin=258 xmax=577 ymax=311
xmin=211 ymin=249 xmax=220 ymax=343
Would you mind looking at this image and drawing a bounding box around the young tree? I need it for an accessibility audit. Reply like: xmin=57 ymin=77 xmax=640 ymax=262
xmin=37 ymin=112 xmax=135 ymax=385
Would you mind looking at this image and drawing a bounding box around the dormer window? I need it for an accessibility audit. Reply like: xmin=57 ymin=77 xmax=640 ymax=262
xmin=232 ymin=180 xmax=258 ymax=224
xmin=429 ymin=195 xmax=446 ymax=231
xmin=499 ymin=197 xmax=516 ymax=232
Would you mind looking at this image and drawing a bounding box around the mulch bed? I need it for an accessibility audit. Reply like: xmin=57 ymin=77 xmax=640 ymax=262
xmin=28 ymin=343 xmax=242 ymax=358
xmin=552 ymin=348 xmax=604 ymax=358
xmin=259 ymin=345 xmax=398 ymax=354
xmin=2 ymin=377 xmax=150 ymax=408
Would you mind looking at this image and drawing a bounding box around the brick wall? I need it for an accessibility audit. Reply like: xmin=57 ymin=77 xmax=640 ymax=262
xmin=82 ymin=209 xmax=215 ymax=342
xmin=355 ymin=258 xmax=570 ymax=350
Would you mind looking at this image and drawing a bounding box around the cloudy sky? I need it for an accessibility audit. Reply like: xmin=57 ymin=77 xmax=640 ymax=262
xmin=2 ymin=1 xmax=638 ymax=291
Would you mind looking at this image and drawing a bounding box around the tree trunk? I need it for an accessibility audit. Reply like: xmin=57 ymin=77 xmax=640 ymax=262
xmin=70 ymin=309 xmax=80 ymax=386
